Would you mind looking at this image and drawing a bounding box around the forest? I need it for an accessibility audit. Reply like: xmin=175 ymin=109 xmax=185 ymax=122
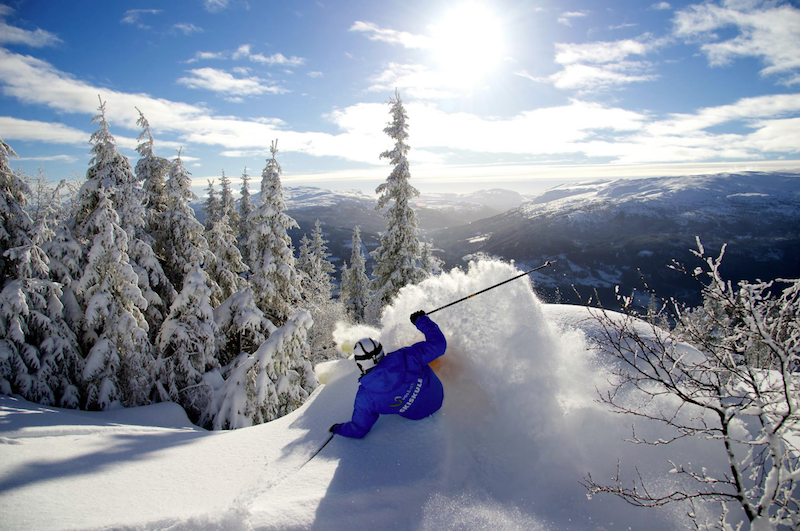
xmin=0 ymin=91 xmax=436 ymax=429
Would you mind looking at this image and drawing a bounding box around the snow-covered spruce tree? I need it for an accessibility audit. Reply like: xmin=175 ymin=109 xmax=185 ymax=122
xmin=0 ymin=153 xmax=82 ymax=407
xmin=75 ymin=188 xmax=152 ymax=409
xmin=44 ymin=212 xmax=84 ymax=334
xmin=0 ymin=211 xmax=83 ymax=409
xmin=206 ymin=211 xmax=248 ymax=302
xmin=134 ymin=109 xmax=171 ymax=250
xmin=73 ymin=99 xmax=156 ymax=409
xmin=0 ymin=277 xmax=83 ymax=407
xmin=341 ymin=225 xmax=371 ymax=323
xmin=219 ymin=169 xmax=239 ymax=233
xmin=582 ymin=239 xmax=800 ymax=531
xmin=247 ymin=141 xmax=302 ymax=325
xmin=201 ymin=309 xmax=317 ymax=430
xmin=213 ymin=287 xmax=276 ymax=367
xmin=238 ymin=166 xmax=253 ymax=266
xmin=370 ymin=90 xmax=424 ymax=317
xmin=297 ymin=220 xmax=335 ymax=305
xmin=82 ymin=98 xmax=172 ymax=345
xmin=203 ymin=179 xmax=220 ymax=230
xmin=0 ymin=136 xmax=33 ymax=284
xmin=155 ymin=262 xmax=219 ymax=420
xmin=297 ymin=219 xmax=344 ymax=361
xmin=159 ymin=151 xmax=222 ymax=306
xmin=420 ymin=240 xmax=444 ymax=277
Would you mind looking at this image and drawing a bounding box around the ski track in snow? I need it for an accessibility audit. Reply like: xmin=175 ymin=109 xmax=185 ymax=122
xmin=0 ymin=261 xmax=733 ymax=530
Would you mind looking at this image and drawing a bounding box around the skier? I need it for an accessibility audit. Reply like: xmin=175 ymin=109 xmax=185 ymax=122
xmin=330 ymin=310 xmax=447 ymax=439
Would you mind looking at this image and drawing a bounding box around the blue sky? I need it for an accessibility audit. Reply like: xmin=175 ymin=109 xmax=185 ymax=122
xmin=1 ymin=0 xmax=799 ymax=195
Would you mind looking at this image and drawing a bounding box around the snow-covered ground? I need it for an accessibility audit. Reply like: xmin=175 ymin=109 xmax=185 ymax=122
xmin=0 ymin=261 xmax=735 ymax=530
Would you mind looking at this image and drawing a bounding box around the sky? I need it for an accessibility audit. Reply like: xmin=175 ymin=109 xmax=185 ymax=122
xmin=1 ymin=0 xmax=800 ymax=195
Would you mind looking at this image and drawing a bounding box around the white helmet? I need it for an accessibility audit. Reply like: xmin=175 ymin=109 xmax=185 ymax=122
xmin=353 ymin=338 xmax=384 ymax=375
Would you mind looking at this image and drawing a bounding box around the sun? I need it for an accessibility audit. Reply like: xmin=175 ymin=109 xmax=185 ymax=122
xmin=430 ymin=3 xmax=506 ymax=87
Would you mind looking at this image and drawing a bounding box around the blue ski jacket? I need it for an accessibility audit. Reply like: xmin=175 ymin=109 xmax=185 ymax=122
xmin=334 ymin=315 xmax=447 ymax=439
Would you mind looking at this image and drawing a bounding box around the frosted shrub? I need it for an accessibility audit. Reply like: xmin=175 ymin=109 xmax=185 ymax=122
xmin=583 ymin=239 xmax=799 ymax=530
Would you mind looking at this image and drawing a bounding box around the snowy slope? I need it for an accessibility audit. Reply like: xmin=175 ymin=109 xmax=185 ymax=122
xmin=0 ymin=262 xmax=736 ymax=530
xmin=517 ymin=172 xmax=800 ymax=223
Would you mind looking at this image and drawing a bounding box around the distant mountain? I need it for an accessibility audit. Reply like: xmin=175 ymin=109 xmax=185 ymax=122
xmin=431 ymin=172 xmax=800 ymax=308
xmin=249 ymin=186 xmax=522 ymax=280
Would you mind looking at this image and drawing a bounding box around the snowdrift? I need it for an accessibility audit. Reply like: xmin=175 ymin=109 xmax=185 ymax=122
xmin=0 ymin=261 xmax=732 ymax=530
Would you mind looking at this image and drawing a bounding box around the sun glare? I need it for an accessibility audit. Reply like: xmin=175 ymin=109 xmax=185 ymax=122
xmin=430 ymin=3 xmax=506 ymax=87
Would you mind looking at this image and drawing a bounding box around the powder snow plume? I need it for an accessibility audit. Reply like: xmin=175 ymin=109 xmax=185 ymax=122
xmin=329 ymin=260 xmax=706 ymax=529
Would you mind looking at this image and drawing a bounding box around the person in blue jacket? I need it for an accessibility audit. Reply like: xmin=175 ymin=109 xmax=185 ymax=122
xmin=330 ymin=310 xmax=447 ymax=439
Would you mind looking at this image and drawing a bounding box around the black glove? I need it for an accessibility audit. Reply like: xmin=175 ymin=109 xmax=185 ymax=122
xmin=410 ymin=310 xmax=426 ymax=325
xmin=329 ymin=423 xmax=339 ymax=433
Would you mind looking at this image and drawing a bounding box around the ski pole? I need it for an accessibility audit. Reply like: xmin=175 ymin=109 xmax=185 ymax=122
xmin=305 ymin=433 xmax=334 ymax=464
xmin=426 ymin=260 xmax=556 ymax=316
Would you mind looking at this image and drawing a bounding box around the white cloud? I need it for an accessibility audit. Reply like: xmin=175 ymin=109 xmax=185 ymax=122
xmin=555 ymin=39 xmax=651 ymax=65
xmin=121 ymin=9 xmax=162 ymax=29
xmin=1 ymin=47 xmax=798 ymax=172
xmin=366 ymin=63 xmax=462 ymax=99
xmin=177 ymin=68 xmax=289 ymax=96
xmin=232 ymin=45 xmax=306 ymax=67
xmin=17 ymin=154 xmax=78 ymax=163
xmin=250 ymin=52 xmax=305 ymax=67
xmin=674 ymin=0 xmax=800 ymax=83
xmin=0 ymin=116 xmax=89 ymax=145
xmin=558 ymin=11 xmax=588 ymax=27
xmin=0 ymin=7 xmax=61 ymax=47
xmin=187 ymin=51 xmax=226 ymax=63
xmin=307 ymin=71 xmax=324 ymax=78
xmin=203 ymin=0 xmax=230 ymax=13
xmin=609 ymin=23 xmax=639 ymax=30
xmin=545 ymin=62 xmax=657 ymax=91
xmin=349 ymin=21 xmax=432 ymax=49
xmin=173 ymin=23 xmax=203 ymax=35
xmin=651 ymin=2 xmax=671 ymax=10
xmin=535 ymin=37 xmax=661 ymax=91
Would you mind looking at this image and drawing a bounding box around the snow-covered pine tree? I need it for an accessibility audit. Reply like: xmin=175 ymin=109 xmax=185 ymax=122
xmin=420 ymin=240 xmax=444 ymax=277
xmin=155 ymin=262 xmax=219 ymax=420
xmin=370 ymin=90 xmax=424 ymax=316
xmin=206 ymin=211 xmax=248 ymax=302
xmin=203 ymin=179 xmax=220 ymax=231
xmin=44 ymin=219 xmax=84 ymax=333
xmin=159 ymin=151 xmax=222 ymax=305
xmin=213 ymin=287 xmax=276 ymax=367
xmin=72 ymin=100 xmax=155 ymax=409
xmin=0 ymin=136 xmax=32 ymax=284
xmin=0 ymin=277 xmax=83 ymax=408
xmin=238 ymin=167 xmax=252 ymax=265
xmin=297 ymin=219 xmax=343 ymax=360
xmin=247 ymin=141 xmax=302 ymax=325
xmin=0 ymin=148 xmax=83 ymax=408
xmin=307 ymin=220 xmax=335 ymax=303
xmin=134 ymin=109 xmax=171 ymax=250
xmin=201 ymin=309 xmax=317 ymax=430
xmin=219 ymin=170 xmax=239 ymax=232
xmin=341 ymin=225 xmax=371 ymax=323
xmin=76 ymin=187 xmax=152 ymax=409
xmin=81 ymin=98 xmax=172 ymax=345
